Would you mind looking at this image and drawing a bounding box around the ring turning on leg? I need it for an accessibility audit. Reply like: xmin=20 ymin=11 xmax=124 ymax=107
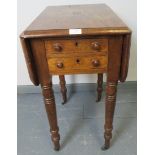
xmin=42 ymin=84 xmax=60 ymax=150
xmin=102 ymin=81 xmax=118 ymax=150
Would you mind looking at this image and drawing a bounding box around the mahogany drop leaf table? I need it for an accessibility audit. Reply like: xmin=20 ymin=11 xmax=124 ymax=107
xmin=20 ymin=4 xmax=131 ymax=151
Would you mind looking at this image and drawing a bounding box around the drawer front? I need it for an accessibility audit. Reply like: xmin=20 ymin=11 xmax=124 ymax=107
xmin=45 ymin=38 xmax=108 ymax=56
xmin=47 ymin=55 xmax=108 ymax=75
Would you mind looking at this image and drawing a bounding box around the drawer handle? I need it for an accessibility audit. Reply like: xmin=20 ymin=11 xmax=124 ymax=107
xmin=91 ymin=42 xmax=101 ymax=51
xmin=57 ymin=62 xmax=63 ymax=68
xmin=53 ymin=43 xmax=63 ymax=52
xmin=92 ymin=60 xmax=100 ymax=67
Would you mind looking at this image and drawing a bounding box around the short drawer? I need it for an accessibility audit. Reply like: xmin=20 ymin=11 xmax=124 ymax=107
xmin=47 ymin=55 xmax=108 ymax=75
xmin=45 ymin=38 xmax=108 ymax=57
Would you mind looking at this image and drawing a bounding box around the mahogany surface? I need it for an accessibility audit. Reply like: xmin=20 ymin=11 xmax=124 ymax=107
xmin=96 ymin=73 xmax=103 ymax=102
xmin=59 ymin=75 xmax=67 ymax=104
xmin=59 ymin=74 xmax=104 ymax=104
xmin=20 ymin=4 xmax=131 ymax=151
xmin=21 ymin=4 xmax=131 ymax=38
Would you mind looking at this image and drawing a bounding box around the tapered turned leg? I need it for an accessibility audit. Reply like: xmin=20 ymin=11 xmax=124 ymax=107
xmin=102 ymin=81 xmax=118 ymax=150
xmin=59 ymin=75 xmax=67 ymax=105
xmin=96 ymin=73 xmax=103 ymax=102
xmin=42 ymin=83 xmax=60 ymax=151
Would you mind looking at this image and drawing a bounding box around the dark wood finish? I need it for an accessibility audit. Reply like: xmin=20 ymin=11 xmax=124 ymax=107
xmin=20 ymin=4 xmax=131 ymax=151
xmin=102 ymin=81 xmax=118 ymax=150
xmin=30 ymin=39 xmax=60 ymax=150
xmin=53 ymin=43 xmax=63 ymax=52
xmin=96 ymin=73 xmax=103 ymax=102
xmin=119 ymin=34 xmax=131 ymax=82
xmin=59 ymin=74 xmax=105 ymax=103
xmin=102 ymin=36 xmax=123 ymax=150
xmin=47 ymin=54 xmax=108 ymax=75
xmin=45 ymin=38 xmax=108 ymax=55
xmin=92 ymin=59 xmax=100 ymax=67
xmin=20 ymin=4 xmax=131 ymax=38
xmin=59 ymin=75 xmax=67 ymax=104
xmin=20 ymin=37 xmax=39 ymax=86
xmin=91 ymin=41 xmax=101 ymax=50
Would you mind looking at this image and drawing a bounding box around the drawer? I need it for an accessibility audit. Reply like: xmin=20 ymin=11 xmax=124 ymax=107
xmin=45 ymin=38 xmax=108 ymax=57
xmin=47 ymin=55 xmax=108 ymax=75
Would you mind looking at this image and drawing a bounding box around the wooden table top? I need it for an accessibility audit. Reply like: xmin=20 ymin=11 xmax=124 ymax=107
xmin=21 ymin=4 xmax=131 ymax=38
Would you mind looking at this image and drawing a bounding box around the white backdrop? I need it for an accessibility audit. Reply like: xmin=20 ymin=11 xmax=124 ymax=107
xmin=17 ymin=0 xmax=137 ymax=85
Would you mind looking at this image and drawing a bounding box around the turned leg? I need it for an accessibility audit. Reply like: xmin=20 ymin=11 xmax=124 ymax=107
xmin=96 ymin=73 xmax=103 ymax=102
xmin=31 ymin=40 xmax=61 ymax=150
xmin=42 ymin=83 xmax=60 ymax=151
xmin=102 ymin=81 xmax=118 ymax=150
xmin=59 ymin=75 xmax=67 ymax=104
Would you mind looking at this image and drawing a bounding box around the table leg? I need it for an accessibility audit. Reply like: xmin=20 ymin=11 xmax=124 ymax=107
xmin=96 ymin=73 xmax=103 ymax=102
xmin=59 ymin=75 xmax=67 ymax=104
xmin=102 ymin=81 xmax=118 ymax=150
xmin=41 ymin=83 xmax=60 ymax=151
xmin=31 ymin=39 xmax=61 ymax=150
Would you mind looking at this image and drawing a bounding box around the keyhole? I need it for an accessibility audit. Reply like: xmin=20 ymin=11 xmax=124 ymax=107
xmin=76 ymin=59 xmax=80 ymax=64
xmin=75 ymin=42 xmax=78 ymax=47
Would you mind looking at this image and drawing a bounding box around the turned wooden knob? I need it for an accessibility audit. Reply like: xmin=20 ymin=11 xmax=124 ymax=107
xmin=91 ymin=42 xmax=101 ymax=50
xmin=53 ymin=43 xmax=62 ymax=52
xmin=57 ymin=62 xmax=63 ymax=68
xmin=92 ymin=60 xmax=100 ymax=67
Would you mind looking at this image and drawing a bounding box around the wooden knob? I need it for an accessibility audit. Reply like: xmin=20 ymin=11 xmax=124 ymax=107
xmin=91 ymin=42 xmax=101 ymax=50
xmin=53 ymin=43 xmax=62 ymax=52
xmin=57 ymin=62 xmax=63 ymax=68
xmin=92 ymin=60 xmax=100 ymax=67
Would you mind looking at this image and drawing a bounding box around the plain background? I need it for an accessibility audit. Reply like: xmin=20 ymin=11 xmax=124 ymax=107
xmin=17 ymin=0 xmax=137 ymax=85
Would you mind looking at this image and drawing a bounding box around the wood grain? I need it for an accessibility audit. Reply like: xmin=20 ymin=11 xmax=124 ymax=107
xmin=96 ymin=73 xmax=103 ymax=102
xmin=45 ymin=38 xmax=108 ymax=55
xmin=20 ymin=37 xmax=39 ymax=86
xmin=59 ymin=75 xmax=67 ymax=104
xmin=47 ymin=55 xmax=108 ymax=75
xmin=102 ymin=36 xmax=123 ymax=150
xmin=20 ymin=4 xmax=131 ymax=38
xmin=119 ymin=34 xmax=131 ymax=82
xmin=20 ymin=4 xmax=132 ymax=151
xmin=30 ymin=39 xmax=60 ymax=150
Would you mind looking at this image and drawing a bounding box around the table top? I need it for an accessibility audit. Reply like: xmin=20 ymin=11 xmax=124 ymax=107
xmin=21 ymin=4 xmax=131 ymax=38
